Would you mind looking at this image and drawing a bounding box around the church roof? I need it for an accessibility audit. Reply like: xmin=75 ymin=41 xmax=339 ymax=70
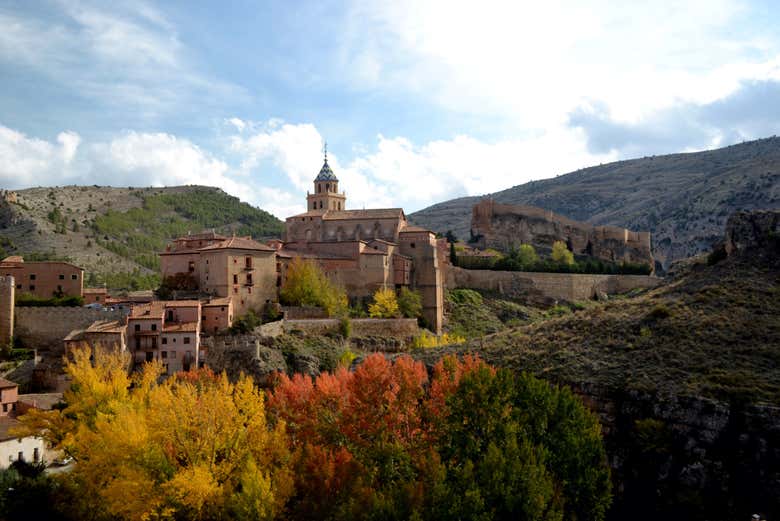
xmin=314 ymin=159 xmax=338 ymax=182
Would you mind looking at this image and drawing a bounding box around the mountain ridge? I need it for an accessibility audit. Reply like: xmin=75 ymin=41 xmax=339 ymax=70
xmin=409 ymin=136 xmax=780 ymax=269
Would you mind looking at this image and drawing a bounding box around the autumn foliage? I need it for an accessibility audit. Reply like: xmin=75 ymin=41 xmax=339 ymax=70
xmin=15 ymin=347 xmax=611 ymax=521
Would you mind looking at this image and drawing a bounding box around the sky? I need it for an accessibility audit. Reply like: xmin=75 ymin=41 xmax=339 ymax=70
xmin=1 ymin=0 xmax=780 ymax=218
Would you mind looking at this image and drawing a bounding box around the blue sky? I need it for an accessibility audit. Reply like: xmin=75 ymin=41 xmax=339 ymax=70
xmin=2 ymin=0 xmax=780 ymax=218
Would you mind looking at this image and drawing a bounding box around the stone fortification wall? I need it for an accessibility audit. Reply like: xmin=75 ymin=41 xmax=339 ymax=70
xmin=449 ymin=266 xmax=661 ymax=302
xmin=0 ymin=276 xmax=14 ymax=347
xmin=284 ymin=318 xmax=419 ymax=339
xmin=471 ymin=199 xmax=653 ymax=269
xmin=14 ymin=307 xmax=127 ymax=351
xmin=283 ymin=306 xmax=329 ymax=319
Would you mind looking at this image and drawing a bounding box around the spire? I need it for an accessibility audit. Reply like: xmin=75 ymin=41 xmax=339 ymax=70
xmin=314 ymin=142 xmax=338 ymax=182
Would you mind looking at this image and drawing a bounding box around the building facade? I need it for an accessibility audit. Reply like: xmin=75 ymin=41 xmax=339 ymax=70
xmin=126 ymin=301 xmax=201 ymax=374
xmin=0 ymin=257 xmax=84 ymax=299
xmin=282 ymin=155 xmax=445 ymax=332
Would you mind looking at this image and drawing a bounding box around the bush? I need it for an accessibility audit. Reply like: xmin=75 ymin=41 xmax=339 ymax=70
xmin=411 ymin=331 xmax=466 ymax=348
xmin=280 ymin=258 xmax=348 ymax=317
xmin=339 ymin=316 xmax=351 ymax=338
xmin=368 ymin=287 xmax=400 ymax=318
xmin=398 ymin=287 xmax=423 ymax=318
xmin=552 ymin=241 xmax=575 ymax=266
xmin=15 ymin=294 xmax=84 ymax=307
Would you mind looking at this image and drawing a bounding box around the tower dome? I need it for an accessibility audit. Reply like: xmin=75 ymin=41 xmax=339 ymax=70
xmin=314 ymin=157 xmax=338 ymax=182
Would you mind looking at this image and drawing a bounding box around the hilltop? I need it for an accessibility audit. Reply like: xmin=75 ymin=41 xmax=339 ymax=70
xmin=409 ymin=136 xmax=780 ymax=269
xmin=0 ymin=185 xmax=282 ymax=289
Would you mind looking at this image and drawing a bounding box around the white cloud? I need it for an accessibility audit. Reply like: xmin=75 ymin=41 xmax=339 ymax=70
xmin=338 ymin=0 xmax=778 ymax=125
xmin=0 ymin=126 xmax=81 ymax=187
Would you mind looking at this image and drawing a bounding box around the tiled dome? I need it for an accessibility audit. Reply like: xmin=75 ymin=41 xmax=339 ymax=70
xmin=315 ymin=159 xmax=338 ymax=182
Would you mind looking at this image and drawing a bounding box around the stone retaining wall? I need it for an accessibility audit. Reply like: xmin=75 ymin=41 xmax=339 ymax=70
xmin=449 ymin=267 xmax=661 ymax=302
xmin=14 ymin=307 xmax=127 ymax=351
xmin=284 ymin=318 xmax=419 ymax=339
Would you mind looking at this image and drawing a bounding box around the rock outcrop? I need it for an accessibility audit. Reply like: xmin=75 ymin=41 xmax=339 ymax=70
xmin=470 ymin=199 xmax=654 ymax=269
xmin=723 ymin=209 xmax=780 ymax=256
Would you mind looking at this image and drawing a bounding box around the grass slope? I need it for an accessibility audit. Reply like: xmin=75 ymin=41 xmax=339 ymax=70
xmin=421 ymin=254 xmax=780 ymax=405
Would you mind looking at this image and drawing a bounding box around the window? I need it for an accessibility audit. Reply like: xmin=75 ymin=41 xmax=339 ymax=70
xmin=188 ymin=261 xmax=195 ymax=273
xmin=151 ymin=324 xmax=157 ymax=331
xmin=134 ymin=324 xmax=140 ymax=332
xmin=220 ymin=307 xmax=225 ymax=312
xmin=233 ymin=287 xmax=238 ymax=294
xmin=161 ymin=351 xmax=167 ymax=359
xmin=233 ymin=274 xmax=238 ymax=284
xmin=33 ymin=448 xmax=39 ymax=463
xmin=15 ymin=284 xmax=20 ymax=289
xmin=136 ymin=338 xmax=141 ymax=349
xmin=184 ymin=337 xmax=190 ymax=345
xmin=162 ymin=337 xmax=168 ymax=345
xmin=214 ymin=326 xmax=218 ymax=332
xmin=18 ymin=451 xmax=23 ymax=462
xmin=2 ymin=404 xmax=7 ymax=412
xmin=95 ymin=296 xmax=100 ymax=301
xmin=151 ymin=337 xmax=157 ymax=348
xmin=29 ymin=285 xmax=35 ymax=291
xmin=71 ymin=274 xmax=78 ymax=280
xmin=319 ymin=200 xmax=323 ymax=209
xmin=246 ymin=274 xmax=252 ymax=284
xmin=245 ymin=256 xmax=252 ymax=268
xmin=59 ymin=274 xmax=65 ymax=280
xmin=57 ymin=285 xmax=62 ymax=292
xmin=29 ymin=274 xmax=35 ymax=280
xmin=410 ymin=243 xmax=416 ymax=248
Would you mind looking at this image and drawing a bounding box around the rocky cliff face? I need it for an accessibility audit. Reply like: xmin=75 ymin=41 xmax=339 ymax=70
xmin=470 ymin=199 xmax=654 ymax=268
xmin=574 ymin=383 xmax=780 ymax=521
xmin=723 ymin=209 xmax=780 ymax=256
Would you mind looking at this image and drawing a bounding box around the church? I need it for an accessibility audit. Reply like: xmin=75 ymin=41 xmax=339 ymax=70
xmin=277 ymin=152 xmax=446 ymax=332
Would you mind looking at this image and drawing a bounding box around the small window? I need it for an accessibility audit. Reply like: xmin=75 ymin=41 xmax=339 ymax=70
xmin=134 ymin=324 xmax=140 ymax=332
xmin=136 ymin=338 xmax=141 ymax=349
xmin=71 ymin=274 xmax=78 ymax=280
xmin=183 ymin=337 xmax=190 ymax=345
xmin=161 ymin=351 xmax=167 ymax=359
xmin=17 ymin=451 xmax=23 ymax=462
xmin=162 ymin=337 xmax=168 ymax=345
xmin=214 ymin=326 xmax=218 ymax=332
xmin=29 ymin=274 xmax=36 ymax=280
xmin=33 ymin=448 xmax=39 ymax=463
xmin=29 ymin=285 xmax=35 ymax=291
xmin=57 ymin=285 xmax=62 ymax=292
xmin=15 ymin=284 xmax=20 ymax=289
xmin=58 ymin=274 xmax=65 ymax=280
xmin=151 ymin=324 xmax=157 ymax=331
xmin=220 ymin=307 xmax=225 ymax=312
xmin=233 ymin=287 xmax=238 ymax=294
xmin=233 ymin=274 xmax=238 ymax=284
xmin=95 ymin=296 xmax=100 ymax=301
xmin=410 ymin=243 xmax=416 ymax=248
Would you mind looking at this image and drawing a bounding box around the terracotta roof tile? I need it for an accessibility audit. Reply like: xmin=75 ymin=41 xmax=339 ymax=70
xmin=198 ymin=236 xmax=275 ymax=252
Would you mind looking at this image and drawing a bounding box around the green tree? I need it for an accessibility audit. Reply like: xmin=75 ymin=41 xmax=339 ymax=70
xmin=551 ymin=241 xmax=575 ymax=266
xmin=280 ymin=257 xmax=348 ymax=316
xmin=517 ymin=243 xmax=538 ymax=266
xmin=397 ymin=287 xmax=423 ymax=319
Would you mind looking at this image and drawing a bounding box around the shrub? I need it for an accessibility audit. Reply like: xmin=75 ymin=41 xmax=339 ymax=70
xmin=397 ymin=287 xmax=423 ymax=318
xmin=280 ymin=258 xmax=348 ymax=317
xmin=411 ymin=331 xmax=466 ymax=348
xmin=368 ymin=287 xmax=400 ymax=318
xmin=647 ymin=304 xmax=672 ymax=320
xmin=552 ymin=241 xmax=575 ymax=266
xmin=339 ymin=316 xmax=351 ymax=338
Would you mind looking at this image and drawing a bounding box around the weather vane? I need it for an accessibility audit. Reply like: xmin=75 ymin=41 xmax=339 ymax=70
xmin=323 ymin=141 xmax=328 ymax=162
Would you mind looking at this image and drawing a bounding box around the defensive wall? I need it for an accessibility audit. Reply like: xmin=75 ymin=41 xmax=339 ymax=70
xmin=0 ymin=276 xmax=14 ymax=347
xmin=282 ymin=318 xmax=419 ymax=339
xmin=14 ymin=307 xmax=127 ymax=351
xmin=448 ymin=266 xmax=661 ymax=302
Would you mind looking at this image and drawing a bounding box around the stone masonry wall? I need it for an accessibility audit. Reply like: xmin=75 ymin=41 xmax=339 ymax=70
xmin=15 ymin=307 xmax=127 ymax=351
xmin=449 ymin=266 xmax=661 ymax=302
xmin=0 ymin=276 xmax=14 ymax=347
xmin=283 ymin=318 xmax=419 ymax=339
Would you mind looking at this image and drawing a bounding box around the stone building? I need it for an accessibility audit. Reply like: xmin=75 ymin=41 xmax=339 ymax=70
xmin=0 ymin=378 xmax=18 ymax=418
xmin=126 ymin=301 xmax=201 ymax=374
xmin=0 ymin=256 xmax=84 ymax=299
xmin=160 ymin=234 xmax=277 ymax=318
xmin=0 ymin=276 xmax=13 ymax=347
xmin=64 ymin=319 xmax=127 ymax=354
xmin=281 ymin=154 xmax=445 ymax=332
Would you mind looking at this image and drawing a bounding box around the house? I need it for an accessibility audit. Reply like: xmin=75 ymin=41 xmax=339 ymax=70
xmin=0 ymin=256 xmax=84 ymax=299
xmin=64 ymin=319 xmax=127 ymax=354
xmin=0 ymin=378 xmax=47 ymax=469
xmin=83 ymin=287 xmax=109 ymax=305
xmin=201 ymin=297 xmax=234 ymax=335
xmin=126 ymin=301 xmax=201 ymax=374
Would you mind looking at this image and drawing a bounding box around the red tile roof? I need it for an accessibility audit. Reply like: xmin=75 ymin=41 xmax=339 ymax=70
xmin=198 ymin=236 xmax=275 ymax=252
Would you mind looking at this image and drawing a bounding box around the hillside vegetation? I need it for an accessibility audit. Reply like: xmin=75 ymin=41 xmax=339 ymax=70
xmin=0 ymin=186 xmax=282 ymax=289
xmin=421 ymin=252 xmax=780 ymax=406
xmin=410 ymin=136 xmax=780 ymax=269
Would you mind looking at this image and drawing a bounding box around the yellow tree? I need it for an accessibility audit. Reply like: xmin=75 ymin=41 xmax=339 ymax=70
xmin=368 ymin=287 xmax=400 ymax=318
xmin=551 ymin=241 xmax=575 ymax=266
xmin=14 ymin=346 xmax=293 ymax=520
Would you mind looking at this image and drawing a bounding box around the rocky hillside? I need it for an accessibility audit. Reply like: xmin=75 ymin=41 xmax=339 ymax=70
xmin=410 ymin=136 xmax=780 ymax=269
xmin=0 ymin=185 xmax=282 ymax=289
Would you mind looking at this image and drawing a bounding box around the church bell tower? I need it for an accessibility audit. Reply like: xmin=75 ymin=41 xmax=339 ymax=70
xmin=307 ymin=145 xmax=346 ymax=212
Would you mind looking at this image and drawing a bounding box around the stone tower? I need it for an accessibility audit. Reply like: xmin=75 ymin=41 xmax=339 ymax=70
xmin=306 ymin=149 xmax=346 ymax=212
xmin=0 ymin=276 xmax=14 ymax=348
